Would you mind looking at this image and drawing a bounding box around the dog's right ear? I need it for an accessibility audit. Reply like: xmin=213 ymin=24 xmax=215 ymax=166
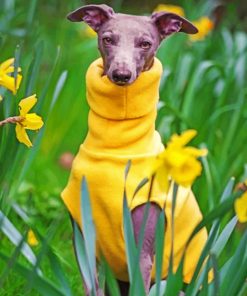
xmin=67 ymin=4 xmax=115 ymax=32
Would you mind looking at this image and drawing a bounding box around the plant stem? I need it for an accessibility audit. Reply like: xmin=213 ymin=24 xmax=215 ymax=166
xmin=0 ymin=116 xmax=23 ymax=126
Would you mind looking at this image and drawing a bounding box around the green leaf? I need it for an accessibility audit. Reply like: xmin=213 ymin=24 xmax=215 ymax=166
xmin=220 ymin=177 xmax=235 ymax=202
xmin=182 ymin=61 xmax=217 ymax=119
xmin=165 ymin=259 xmax=184 ymax=296
xmin=201 ymin=147 xmax=214 ymax=210
xmin=37 ymin=46 xmax=61 ymax=110
xmin=131 ymin=177 xmax=149 ymax=201
xmin=0 ymin=252 xmax=65 ymax=296
xmin=123 ymin=193 xmax=137 ymax=283
xmin=130 ymin=203 xmax=149 ymax=296
xmin=72 ymin=219 xmax=91 ymax=293
xmin=154 ymin=212 xmax=165 ymax=296
xmin=0 ymin=210 xmax=39 ymax=268
xmin=149 ymin=281 xmax=167 ymax=296
xmin=210 ymin=254 xmax=220 ymax=296
xmin=14 ymin=43 xmax=22 ymax=94
xmin=187 ymin=191 xmax=240 ymax=245
xmin=101 ymin=257 xmax=121 ymax=296
xmin=168 ymin=183 xmax=178 ymax=273
xmin=80 ymin=177 xmax=97 ymax=295
xmin=49 ymin=70 xmax=68 ymax=113
xmin=221 ymin=230 xmax=247 ymax=295
xmin=25 ymin=40 xmax=44 ymax=96
xmin=0 ymin=230 xmax=27 ymax=287
xmin=185 ymin=223 xmax=219 ymax=296
xmin=211 ymin=216 xmax=237 ymax=256
xmin=45 ymin=245 xmax=72 ymax=296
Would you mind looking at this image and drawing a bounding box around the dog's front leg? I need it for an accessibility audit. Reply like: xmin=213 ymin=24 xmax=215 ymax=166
xmin=132 ymin=203 xmax=161 ymax=294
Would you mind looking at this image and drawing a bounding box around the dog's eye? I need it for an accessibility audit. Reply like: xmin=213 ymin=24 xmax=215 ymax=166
xmin=140 ymin=41 xmax=152 ymax=49
xmin=103 ymin=37 xmax=113 ymax=45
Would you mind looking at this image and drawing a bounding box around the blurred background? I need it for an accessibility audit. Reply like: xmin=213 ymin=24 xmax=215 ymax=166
xmin=0 ymin=0 xmax=246 ymax=295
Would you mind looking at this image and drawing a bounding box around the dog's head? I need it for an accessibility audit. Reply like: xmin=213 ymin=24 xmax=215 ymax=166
xmin=67 ymin=5 xmax=197 ymax=86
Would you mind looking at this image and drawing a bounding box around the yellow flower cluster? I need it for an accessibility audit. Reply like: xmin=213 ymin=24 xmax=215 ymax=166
xmin=151 ymin=130 xmax=207 ymax=192
xmin=0 ymin=58 xmax=44 ymax=147
xmin=234 ymin=180 xmax=247 ymax=223
xmin=189 ymin=17 xmax=214 ymax=42
xmin=153 ymin=4 xmax=185 ymax=17
xmin=153 ymin=3 xmax=214 ymax=42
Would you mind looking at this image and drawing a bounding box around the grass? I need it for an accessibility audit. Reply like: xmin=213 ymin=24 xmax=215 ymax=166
xmin=0 ymin=0 xmax=247 ymax=295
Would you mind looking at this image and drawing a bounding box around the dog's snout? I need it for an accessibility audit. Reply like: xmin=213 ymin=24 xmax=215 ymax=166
xmin=112 ymin=69 xmax=131 ymax=84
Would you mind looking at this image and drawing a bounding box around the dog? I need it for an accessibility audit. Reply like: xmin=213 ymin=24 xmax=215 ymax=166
xmin=62 ymin=4 xmax=208 ymax=295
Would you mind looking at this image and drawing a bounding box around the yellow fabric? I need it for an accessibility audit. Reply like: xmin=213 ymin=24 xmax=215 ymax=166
xmin=61 ymin=58 xmax=208 ymax=283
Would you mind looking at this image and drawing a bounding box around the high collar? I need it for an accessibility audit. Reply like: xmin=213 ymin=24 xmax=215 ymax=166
xmin=86 ymin=58 xmax=163 ymax=120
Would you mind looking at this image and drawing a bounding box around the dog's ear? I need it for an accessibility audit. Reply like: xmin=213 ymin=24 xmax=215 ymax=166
xmin=67 ymin=4 xmax=115 ymax=32
xmin=151 ymin=11 xmax=198 ymax=39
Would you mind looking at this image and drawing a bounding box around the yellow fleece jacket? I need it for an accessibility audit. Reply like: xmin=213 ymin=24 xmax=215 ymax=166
xmin=61 ymin=58 xmax=208 ymax=283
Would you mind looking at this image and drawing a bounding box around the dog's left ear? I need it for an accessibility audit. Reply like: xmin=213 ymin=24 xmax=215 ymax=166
xmin=67 ymin=4 xmax=115 ymax=32
xmin=151 ymin=11 xmax=198 ymax=39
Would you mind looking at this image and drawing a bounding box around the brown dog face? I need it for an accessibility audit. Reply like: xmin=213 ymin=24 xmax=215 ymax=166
xmin=67 ymin=5 xmax=198 ymax=85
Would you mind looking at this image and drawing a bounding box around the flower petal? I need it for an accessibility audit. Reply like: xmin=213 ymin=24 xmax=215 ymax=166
xmin=168 ymin=129 xmax=197 ymax=149
xmin=19 ymin=95 xmax=37 ymax=115
xmin=156 ymin=166 xmax=170 ymax=193
xmin=22 ymin=113 xmax=44 ymax=130
xmin=165 ymin=149 xmax=190 ymax=168
xmin=27 ymin=229 xmax=39 ymax=246
xmin=0 ymin=58 xmax=14 ymax=71
xmin=189 ymin=17 xmax=214 ymax=42
xmin=184 ymin=147 xmax=208 ymax=157
xmin=170 ymin=157 xmax=202 ymax=187
xmin=0 ymin=73 xmax=22 ymax=94
xmin=15 ymin=124 xmax=33 ymax=147
xmin=4 ymin=66 xmax=22 ymax=74
xmin=234 ymin=192 xmax=247 ymax=223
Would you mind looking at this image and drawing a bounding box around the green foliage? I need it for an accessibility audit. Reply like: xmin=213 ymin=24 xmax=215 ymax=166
xmin=0 ymin=0 xmax=247 ymax=295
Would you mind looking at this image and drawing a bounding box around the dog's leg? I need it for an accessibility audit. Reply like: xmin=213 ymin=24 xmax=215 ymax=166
xmin=131 ymin=203 xmax=161 ymax=294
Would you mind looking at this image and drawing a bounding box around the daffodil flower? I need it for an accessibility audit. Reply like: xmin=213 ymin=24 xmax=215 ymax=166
xmin=189 ymin=17 xmax=214 ymax=42
xmin=234 ymin=180 xmax=247 ymax=223
xmin=153 ymin=4 xmax=185 ymax=17
xmin=15 ymin=94 xmax=44 ymax=147
xmin=27 ymin=229 xmax=39 ymax=246
xmin=0 ymin=58 xmax=22 ymax=94
xmin=151 ymin=130 xmax=207 ymax=192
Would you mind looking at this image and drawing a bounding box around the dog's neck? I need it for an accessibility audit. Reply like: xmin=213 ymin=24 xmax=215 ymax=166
xmin=83 ymin=58 xmax=163 ymax=155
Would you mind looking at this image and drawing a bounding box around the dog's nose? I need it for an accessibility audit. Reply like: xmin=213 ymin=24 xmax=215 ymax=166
xmin=112 ymin=69 xmax=131 ymax=84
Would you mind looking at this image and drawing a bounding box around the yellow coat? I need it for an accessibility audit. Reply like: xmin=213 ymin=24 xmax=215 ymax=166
xmin=61 ymin=58 xmax=208 ymax=283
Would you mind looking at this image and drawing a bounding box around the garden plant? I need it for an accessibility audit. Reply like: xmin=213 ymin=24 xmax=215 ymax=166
xmin=0 ymin=0 xmax=247 ymax=295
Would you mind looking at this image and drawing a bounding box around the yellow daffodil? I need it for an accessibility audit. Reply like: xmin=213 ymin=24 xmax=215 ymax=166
xmin=0 ymin=95 xmax=3 ymax=102
xmin=151 ymin=130 xmax=207 ymax=192
xmin=153 ymin=4 xmax=185 ymax=17
xmin=189 ymin=17 xmax=214 ymax=42
xmin=27 ymin=229 xmax=39 ymax=246
xmin=0 ymin=58 xmax=22 ymax=94
xmin=234 ymin=180 xmax=247 ymax=223
xmin=15 ymin=94 xmax=44 ymax=147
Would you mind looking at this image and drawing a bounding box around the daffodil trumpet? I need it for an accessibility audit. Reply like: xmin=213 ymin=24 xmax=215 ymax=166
xmin=150 ymin=130 xmax=207 ymax=193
